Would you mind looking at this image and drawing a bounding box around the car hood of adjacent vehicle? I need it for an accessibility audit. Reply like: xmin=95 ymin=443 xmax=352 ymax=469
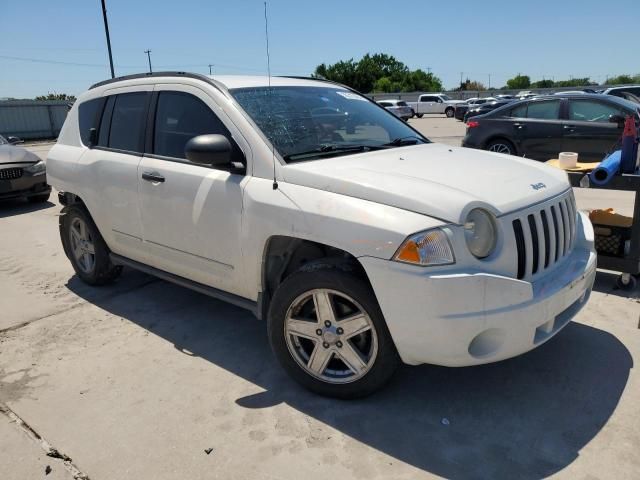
xmin=282 ymin=143 xmax=570 ymax=224
xmin=0 ymin=144 xmax=40 ymax=165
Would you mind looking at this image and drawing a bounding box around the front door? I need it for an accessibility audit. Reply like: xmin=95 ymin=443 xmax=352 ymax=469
xmin=562 ymin=99 xmax=626 ymax=162
xmin=137 ymin=85 xmax=249 ymax=295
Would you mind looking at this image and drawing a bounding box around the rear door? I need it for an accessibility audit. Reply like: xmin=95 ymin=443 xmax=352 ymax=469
xmin=137 ymin=84 xmax=250 ymax=295
xmin=78 ymin=88 xmax=151 ymax=262
xmin=562 ymin=98 xmax=626 ymax=162
xmin=512 ymin=99 xmax=563 ymax=160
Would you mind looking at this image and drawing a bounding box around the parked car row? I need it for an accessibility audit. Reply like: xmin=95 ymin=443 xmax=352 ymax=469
xmin=462 ymin=93 xmax=639 ymax=162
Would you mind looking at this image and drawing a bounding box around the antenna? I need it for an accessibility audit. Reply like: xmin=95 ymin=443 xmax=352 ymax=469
xmin=264 ymin=1 xmax=278 ymax=190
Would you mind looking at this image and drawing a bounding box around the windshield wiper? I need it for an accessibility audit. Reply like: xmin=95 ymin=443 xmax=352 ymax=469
xmin=382 ymin=135 xmax=428 ymax=147
xmin=283 ymin=144 xmax=381 ymax=162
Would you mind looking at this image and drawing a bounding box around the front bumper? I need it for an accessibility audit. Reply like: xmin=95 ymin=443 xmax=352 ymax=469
xmin=360 ymin=212 xmax=597 ymax=366
xmin=0 ymin=173 xmax=50 ymax=201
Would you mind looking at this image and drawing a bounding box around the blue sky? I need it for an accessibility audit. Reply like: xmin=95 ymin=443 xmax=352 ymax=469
xmin=1 ymin=0 xmax=636 ymax=98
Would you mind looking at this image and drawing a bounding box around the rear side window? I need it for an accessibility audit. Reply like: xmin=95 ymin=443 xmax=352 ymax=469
xmin=78 ymin=98 xmax=105 ymax=146
xmin=379 ymin=102 xmax=391 ymax=107
xmin=397 ymin=101 xmax=408 ymax=107
xmin=568 ymin=100 xmax=622 ymax=123
xmin=108 ymin=92 xmax=148 ymax=153
xmin=526 ymin=100 xmax=560 ymax=120
xmin=153 ymin=91 xmax=242 ymax=162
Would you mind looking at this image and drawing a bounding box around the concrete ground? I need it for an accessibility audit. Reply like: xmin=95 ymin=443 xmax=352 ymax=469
xmin=1 ymin=121 xmax=639 ymax=479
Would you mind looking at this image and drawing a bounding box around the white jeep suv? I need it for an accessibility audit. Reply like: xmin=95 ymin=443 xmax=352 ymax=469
xmin=47 ymin=73 xmax=596 ymax=398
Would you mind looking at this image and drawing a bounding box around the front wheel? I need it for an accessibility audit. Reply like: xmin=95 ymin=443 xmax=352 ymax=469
xmin=445 ymin=107 xmax=454 ymax=118
xmin=268 ymin=262 xmax=400 ymax=398
xmin=415 ymin=113 xmax=423 ymax=118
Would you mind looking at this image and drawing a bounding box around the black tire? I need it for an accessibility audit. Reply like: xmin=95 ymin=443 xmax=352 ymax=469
xmin=616 ymin=274 xmax=637 ymax=291
xmin=445 ymin=107 xmax=454 ymax=118
xmin=485 ymin=138 xmax=517 ymax=156
xmin=410 ymin=109 xmax=416 ymax=117
xmin=59 ymin=204 xmax=122 ymax=285
xmin=28 ymin=192 xmax=50 ymax=203
xmin=416 ymin=113 xmax=423 ymax=118
xmin=267 ymin=261 xmax=400 ymax=399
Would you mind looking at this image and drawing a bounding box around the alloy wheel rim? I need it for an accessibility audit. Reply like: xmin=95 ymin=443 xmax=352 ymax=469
xmin=489 ymin=143 xmax=512 ymax=154
xmin=284 ymin=288 xmax=378 ymax=384
xmin=69 ymin=217 xmax=96 ymax=274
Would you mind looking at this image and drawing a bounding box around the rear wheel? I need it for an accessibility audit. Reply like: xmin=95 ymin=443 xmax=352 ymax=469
xmin=60 ymin=204 xmax=122 ymax=285
xmin=445 ymin=107 xmax=455 ymax=118
xmin=268 ymin=262 xmax=400 ymax=398
xmin=416 ymin=113 xmax=423 ymax=118
xmin=486 ymin=138 xmax=517 ymax=156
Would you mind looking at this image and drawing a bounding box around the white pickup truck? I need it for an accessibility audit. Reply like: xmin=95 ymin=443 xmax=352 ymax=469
xmin=47 ymin=73 xmax=596 ymax=398
xmin=407 ymin=93 xmax=466 ymax=118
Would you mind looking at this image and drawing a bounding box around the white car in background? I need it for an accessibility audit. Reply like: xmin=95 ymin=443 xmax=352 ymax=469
xmin=47 ymin=73 xmax=596 ymax=398
xmin=376 ymin=99 xmax=412 ymax=120
xmin=407 ymin=93 xmax=465 ymax=118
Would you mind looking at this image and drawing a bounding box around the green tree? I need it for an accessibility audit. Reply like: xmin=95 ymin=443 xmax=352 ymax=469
xmin=554 ymin=77 xmax=593 ymax=87
xmin=606 ymin=74 xmax=640 ymax=85
xmin=455 ymin=78 xmax=486 ymax=91
xmin=531 ymin=79 xmax=554 ymax=88
xmin=314 ymin=54 xmax=443 ymax=93
xmin=35 ymin=93 xmax=76 ymax=101
xmin=506 ymin=75 xmax=531 ymax=89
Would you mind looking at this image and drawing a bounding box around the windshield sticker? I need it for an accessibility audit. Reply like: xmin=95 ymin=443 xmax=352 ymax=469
xmin=336 ymin=91 xmax=367 ymax=101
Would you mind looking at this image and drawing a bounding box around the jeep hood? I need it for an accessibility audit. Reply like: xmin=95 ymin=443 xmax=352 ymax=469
xmin=281 ymin=143 xmax=569 ymax=224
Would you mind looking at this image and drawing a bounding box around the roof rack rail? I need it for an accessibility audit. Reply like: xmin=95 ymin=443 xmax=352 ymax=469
xmin=90 ymin=71 xmax=214 ymax=90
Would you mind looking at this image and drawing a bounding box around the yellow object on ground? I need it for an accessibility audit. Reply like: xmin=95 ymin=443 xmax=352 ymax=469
xmin=546 ymin=158 xmax=600 ymax=172
xmin=589 ymin=208 xmax=633 ymax=227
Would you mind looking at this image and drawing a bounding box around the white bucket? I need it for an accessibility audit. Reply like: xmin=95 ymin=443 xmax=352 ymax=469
xmin=559 ymin=152 xmax=578 ymax=169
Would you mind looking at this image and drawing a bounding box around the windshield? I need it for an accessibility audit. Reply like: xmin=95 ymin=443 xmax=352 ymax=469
xmin=440 ymin=94 xmax=452 ymax=101
xmin=230 ymin=86 xmax=428 ymax=162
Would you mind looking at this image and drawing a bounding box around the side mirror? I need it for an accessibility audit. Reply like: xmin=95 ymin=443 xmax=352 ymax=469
xmin=185 ymin=134 xmax=233 ymax=167
xmin=7 ymin=136 xmax=23 ymax=145
xmin=609 ymin=114 xmax=625 ymax=128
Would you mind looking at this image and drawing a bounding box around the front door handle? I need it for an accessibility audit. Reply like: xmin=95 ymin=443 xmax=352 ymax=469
xmin=141 ymin=172 xmax=165 ymax=183
xmin=513 ymin=122 xmax=526 ymax=129
xmin=563 ymin=124 xmax=576 ymax=130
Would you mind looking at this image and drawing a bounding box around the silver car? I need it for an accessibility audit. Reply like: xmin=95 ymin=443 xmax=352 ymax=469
xmin=377 ymin=99 xmax=413 ymax=120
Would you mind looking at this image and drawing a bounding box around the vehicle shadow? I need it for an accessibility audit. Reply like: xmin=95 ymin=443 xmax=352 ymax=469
xmin=67 ymin=273 xmax=633 ymax=479
xmin=0 ymin=198 xmax=54 ymax=218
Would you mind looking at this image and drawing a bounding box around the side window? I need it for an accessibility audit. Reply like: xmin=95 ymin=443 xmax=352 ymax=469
xmin=525 ymin=100 xmax=560 ymax=120
xmin=421 ymin=96 xmax=433 ymax=102
xmin=97 ymin=96 xmax=115 ymax=147
xmin=568 ymin=100 xmax=622 ymax=123
xmin=108 ymin=92 xmax=148 ymax=153
xmin=379 ymin=102 xmax=391 ymax=107
xmin=78 ymin=98 xmax=105 ymax=146
xmin=153 ymin=91 xmax=241 ymax=163
xmin=509 ymin=104 xmax=527 ymax=118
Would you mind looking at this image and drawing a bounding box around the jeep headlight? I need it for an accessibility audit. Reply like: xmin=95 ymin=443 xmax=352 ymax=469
xmin=464 ymin=208 xmax=497 ymax=258
xmin=393 ymin=228 xmax=455 ymax=266
xmin=24 ymin=160 xmax=46 ymax=176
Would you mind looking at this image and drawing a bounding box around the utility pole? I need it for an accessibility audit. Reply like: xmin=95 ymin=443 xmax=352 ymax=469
xmin=460 ymin=72 xmax=463 ymax=87
xmin=426 ymin=66 xmax=432 ymax=74
xmin=144 ymin=50 xmax=152 ymax=73
xmin=208 ymin=64 xmax=214 ymax=76
xmin=488 ymin=73 xmax=491 ymax=90
xmin=100 ymin=0 xmax=115 ymax=78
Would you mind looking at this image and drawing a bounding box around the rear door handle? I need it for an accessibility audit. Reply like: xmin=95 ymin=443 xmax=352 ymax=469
xmin=513 ymin=122 xmax=526 ymax=129
xmin=141 ymin=172 xmax=165 ymax=183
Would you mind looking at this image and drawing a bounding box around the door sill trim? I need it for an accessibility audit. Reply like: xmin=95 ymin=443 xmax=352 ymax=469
xmin=110 ymin=253 xmax=260 ymax=319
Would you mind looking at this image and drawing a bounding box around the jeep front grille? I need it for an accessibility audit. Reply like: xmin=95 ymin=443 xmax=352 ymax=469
xmin=512 ymin=191 xmax=577 ymax=280
xmin=0 ymin=167 xmax=23 ymax=180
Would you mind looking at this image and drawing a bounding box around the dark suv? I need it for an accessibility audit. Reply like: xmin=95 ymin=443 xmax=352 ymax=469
xmin=462 ymin=94 xmax=639 ymax=162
